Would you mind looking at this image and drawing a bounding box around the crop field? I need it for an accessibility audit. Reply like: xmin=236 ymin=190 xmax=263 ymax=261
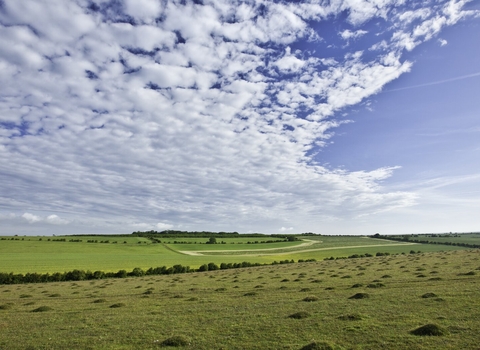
xmin=0 ymin=235 xmax=467 ymax=274
xmin=398 ymin=233 xmax=480 ymax=245
xmin=0 ymin=249 xmax=479 ymax=349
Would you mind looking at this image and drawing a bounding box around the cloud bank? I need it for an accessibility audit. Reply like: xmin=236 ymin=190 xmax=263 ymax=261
xmin=0 ymin=0 xmax=477 ymax=234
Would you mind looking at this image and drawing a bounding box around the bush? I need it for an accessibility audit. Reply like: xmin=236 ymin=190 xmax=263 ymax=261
xmin=129 ymin=267 xmax=145 ymax=277
xmin=302 ymin=296 xmax=319 ymax=302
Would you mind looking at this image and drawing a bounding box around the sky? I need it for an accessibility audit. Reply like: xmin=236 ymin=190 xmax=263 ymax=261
xmin=1 ymin=0 xmax=479 ymax=236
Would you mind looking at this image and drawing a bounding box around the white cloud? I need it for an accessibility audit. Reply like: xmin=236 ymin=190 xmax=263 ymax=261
xmin=124 ymin=0 xmax=163 ymax=24
xmin=20 ymin=213 xmax=69 ymax=225
xmin=156 ymin=222 xmax=174 ymax=230
xmin=22 ymin=213 xmax=42 ymax=224
xmin=45 ymin=215 xmax=70 ymax=225
xmin=0 ymin=0 xmax=478 ymax=235
xmin=340 ymin=29 xmax=368 ymax=41
xmin=438 ymin=38 xmax=448 ymax=46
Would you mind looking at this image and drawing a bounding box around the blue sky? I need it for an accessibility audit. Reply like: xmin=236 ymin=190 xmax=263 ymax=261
xmin=0 ymin=0 xmax=479 ymax=236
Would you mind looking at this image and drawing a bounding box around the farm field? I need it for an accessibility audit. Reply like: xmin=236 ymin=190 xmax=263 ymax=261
xmin=0 ymin=235 xmax=467 ymax=274
xmin=0 ymin=249 xmax=479 ymax=349
xmin=396 ymin=232 xmax=480 ymax=245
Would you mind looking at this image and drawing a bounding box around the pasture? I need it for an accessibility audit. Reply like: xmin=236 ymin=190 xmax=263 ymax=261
xmin=0 ymin=249 xmax=479 ymax=349
xmin=0 ymin=235 xmax=466 ymax=274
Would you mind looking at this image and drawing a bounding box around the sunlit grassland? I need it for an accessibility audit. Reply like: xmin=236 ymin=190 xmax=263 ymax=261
xmin=402 ymin=232 xmax=480 ymax=244
xmin=0 ymin=250 xmax=479 ymax=349
xmin=0 ymin=235 xmax=469 ymax=274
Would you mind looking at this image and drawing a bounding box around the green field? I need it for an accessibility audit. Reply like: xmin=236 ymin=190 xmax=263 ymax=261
xmin=0 ymin=249 xmax=479 ymax=349
xmin=0 ymin=235 xmax=467 ymax=274
xmin=397 ymin=232 xmax=480 ymax=245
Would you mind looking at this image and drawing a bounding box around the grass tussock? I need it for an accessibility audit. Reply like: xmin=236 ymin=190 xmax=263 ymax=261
xmin=160 ymin=335 xmax=190 ymax=347
xmin=410 ymin=324 xmax=447 ymax=336
xmin=302 ymin=296 xmax=319 ymax=302
xmin=300 ymin=340 xmax=336 ymax=350
xmin=31 ymin=306 xmax=52 ymax=312
xmin=349 ymin=293 xmax=369 ymax=299
xmin=93 ymin=299 xmax=107 ymax=303
xmin=421 ymin=292 xmax=437 ymax=298
xmin=338 ymin=314 xmax=363 ymax=321
xmin=288 ymin=311 xmax=311 ymax=319
xmin=109 ymin=303 xmax=126 ymax=308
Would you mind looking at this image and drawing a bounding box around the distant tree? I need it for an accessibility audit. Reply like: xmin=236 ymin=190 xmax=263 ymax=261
xmin=206 ymin=237 xmax=217 ymax=244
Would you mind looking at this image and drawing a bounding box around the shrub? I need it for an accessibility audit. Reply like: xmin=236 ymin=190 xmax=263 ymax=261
xmin=0 ymin=304 xmax=13 ymax=310
xmin=367 ymin=283 xmax=385 ymax=288
xmin=410 ymin=324 xmax=447 ymax=336
xmin=129 ymin=267 xmax=145 ymax=277
xmin=351 ymin=283 xmax=363 ymax=288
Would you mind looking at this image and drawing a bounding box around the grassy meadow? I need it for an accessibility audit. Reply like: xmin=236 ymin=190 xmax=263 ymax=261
xmin=0 ymin=249 xmax=479 ymax=349
xmin=0 ymin=234 xmax=467 ymax=274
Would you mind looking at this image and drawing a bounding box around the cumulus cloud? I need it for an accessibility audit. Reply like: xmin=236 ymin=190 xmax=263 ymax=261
xmin=22 ymin=213 xmax=42 ymax=224
xmin=20 ymin=213 xmax=69 ymax=225
xmin=0 ymin=0 xmax=478 ymax=234
xmin=45 ymin=215 xmax=70 ymax=225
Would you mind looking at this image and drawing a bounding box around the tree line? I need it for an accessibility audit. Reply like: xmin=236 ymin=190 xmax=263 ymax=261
xmin=132 ymin=230 xmax=299 ymax=239
xmin=0 ymin=260 xmax=304 ymax=285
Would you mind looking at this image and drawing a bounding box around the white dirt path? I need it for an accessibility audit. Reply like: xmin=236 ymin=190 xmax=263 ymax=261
xmin=177 ymin=239 xmax=417 ymax=257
